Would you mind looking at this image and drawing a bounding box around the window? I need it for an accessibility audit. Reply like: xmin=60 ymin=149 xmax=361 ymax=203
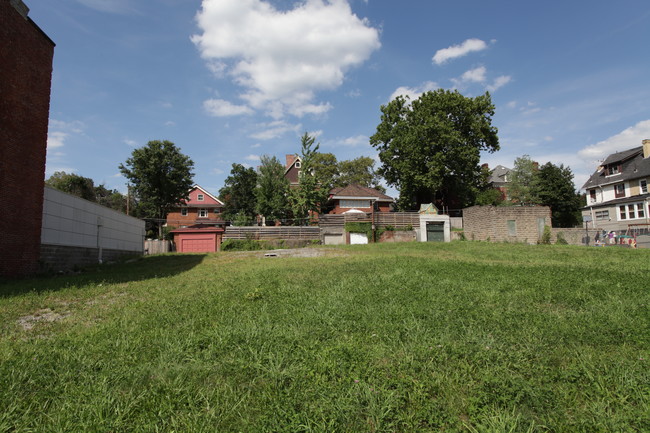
xmin=197 ymin=194 xmax=204 ymax=201
xmin=198 ymin=209 xmax=208 ymax=218
xmin=607 ymin=164 xmax=621 ymax=176
xmin=295 ymin=161 xmax=301 ymax=168
xmin=595 ymin=210 xmax=609 ymax=220
xmin=214 ymin=208 xmax=221 ymax=214
xmin=640 ymin=179 xmax=648 ymax=194
xmin=618 ymin=202 xmax=645 ymax=221
xmin=340 ymin=199 xmax=371 ymax=208
xmin=181 ymin=208 xmax=188 ymax=216
xmin=589 ymin=189 xmax=597 ymax=203
xmin=507 ymin=220 xmax=517 ymax=237
xmin=614 ymin=183 xmax=625 ymax=198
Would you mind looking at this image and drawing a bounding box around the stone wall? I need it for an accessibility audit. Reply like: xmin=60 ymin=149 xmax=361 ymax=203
xmin=0 ymin=0 xmax=55 ymax=276
xmin=463 ymin=205 xmax=552 ymax=244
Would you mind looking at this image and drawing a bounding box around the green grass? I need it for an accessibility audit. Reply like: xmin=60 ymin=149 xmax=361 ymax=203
xmin=0 ymin=242 xmax=648 ymax=432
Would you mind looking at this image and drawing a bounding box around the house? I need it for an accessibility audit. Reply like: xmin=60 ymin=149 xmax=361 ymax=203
xmin=284 ymin=154 xmax=302 ymax=187
xmin=487 ymin=164 xmax=511 ymax=201
xmin=0 ymin=0 xmax=55 ymax=276
xmin=582 ymin=140 xmax=650 ymax=234
xmin=165 ymin=185 xmax=224 ymax=228
xmin=326 ymin=184 xmax=394 ymax=214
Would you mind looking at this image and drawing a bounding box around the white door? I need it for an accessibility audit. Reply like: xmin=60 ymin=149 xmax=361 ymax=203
xmin=350 ymin=232 xmax=368 ymax=245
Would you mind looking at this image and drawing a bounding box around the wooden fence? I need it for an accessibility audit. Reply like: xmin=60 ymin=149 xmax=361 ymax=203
xmin=319 ymin=212 xmax=421 ymax=232
xmin=144 ymin=239 xmax=173 ymax=254
xmin=224 ymin=226 xmax=320 ymax=240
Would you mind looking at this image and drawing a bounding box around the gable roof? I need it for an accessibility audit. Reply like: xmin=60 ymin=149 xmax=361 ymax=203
xmin=181 ymin=185 xmax=224 ymax=206
xmin=582 ymin=146 xmax=650 ymax=190
xmin=488 ymin=165 xmax=511 ymax=184
xmin=329 ymin=184 xmax=394 ymax=202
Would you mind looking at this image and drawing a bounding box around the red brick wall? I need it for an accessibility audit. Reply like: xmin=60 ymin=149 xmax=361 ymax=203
xmin=0 ymin=1 xmax=55 ymax=277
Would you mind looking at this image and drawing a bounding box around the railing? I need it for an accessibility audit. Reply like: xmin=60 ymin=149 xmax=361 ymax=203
xmin=224 ymin=226 xmax=320 ymax=240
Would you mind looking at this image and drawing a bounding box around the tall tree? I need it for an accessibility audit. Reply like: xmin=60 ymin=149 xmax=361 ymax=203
xmin=119 ymin=140 xmax=194 ymax=235
xmin=219 ymin=163 xmax=258 ymax=224
xmin=288 ymin=133 xmax=327 ymax=224
xmin=255 ymin=155 xmax=289 ymax=223
xmin=94 ymin=184 xmax=128 ymax=213
xmin=370 ymin=89 xmax=499 ymax=210
xmin=311 ymin=152 xmax=339 ymax=193
xmin=508 ymin=155 xmax=538 ymax=205
xmin=534 ymin=162 xmax=582 ymax=227
xmin=336 ymin=156 xmax=384 ymax=191
xmin=46 ymin=171 xmax=96 ymax=201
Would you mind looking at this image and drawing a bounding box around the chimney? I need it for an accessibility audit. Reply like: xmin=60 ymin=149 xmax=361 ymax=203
xmin=643 ymin=139 xmax=650 ymax=159
xmin=285 ymin=154 xmax=296 ymax=169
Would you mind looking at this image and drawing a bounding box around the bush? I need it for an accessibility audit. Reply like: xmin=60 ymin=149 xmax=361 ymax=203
xmin=540 ymin=225 xmax=552 ymax=245
xmin=556 ymin=232 xmax=568 ymax=245
xmin=221 ymin=239 xmax=271 ymax=251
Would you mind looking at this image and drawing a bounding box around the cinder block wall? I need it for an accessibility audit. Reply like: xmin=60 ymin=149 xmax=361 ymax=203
xmin=0 ymin=0 xmax=55 ymax=277
xmin=464 ymin=205 xmax=552 ymax=244
xmin=40 ymin=187 xmax=145 ymax=271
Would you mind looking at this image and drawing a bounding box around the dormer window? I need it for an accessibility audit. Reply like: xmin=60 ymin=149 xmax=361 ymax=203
xmin=641 ymin=179 xmax=648 ymax=194
xmin=606 ymin=164 xmax=621 ymax=176
xmin=197 ymin=194 xmax=204 ymax=201
xmin=295 ymin=161 xmax=301 ymax=168
xmin=589 ymin=189 xmax=597 ymax=203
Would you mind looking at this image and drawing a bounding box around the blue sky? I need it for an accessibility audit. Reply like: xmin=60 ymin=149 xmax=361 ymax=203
xmin=30 ymin=0 xmax=650 ymax=197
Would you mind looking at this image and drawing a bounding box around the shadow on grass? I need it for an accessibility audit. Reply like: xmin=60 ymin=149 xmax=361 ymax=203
xmin=0 ymin=254 xmax=207 ymax=298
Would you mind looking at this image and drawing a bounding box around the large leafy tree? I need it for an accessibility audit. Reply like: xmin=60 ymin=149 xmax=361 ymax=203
xmin=508 ymin=155 xmax=538 ymax=205
xmin=336 ymin=156 xmax=384 ymax=192
xmin=311 ymin=152 xmax=339 ymax=193
xmin=288 ymin=133 xmax=327 ymax=224
xmin=46 ymin=171 xmax=96 ymax=201
xmin=370 ymin=89 xmax=499 ymax=210
xmin=255 ymin=155 xmax=289 ymax=223
xmin=119 ymin=140 xmax=194 ymax=233
xmin=534 ymin=162 xmax=582 ymax=227
xmin=219 ymin=163 xmax=258 ymax=224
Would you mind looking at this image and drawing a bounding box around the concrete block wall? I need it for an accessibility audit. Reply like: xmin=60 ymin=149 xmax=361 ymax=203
xmin=0 ymin=0 xmax=55 ymax=277
xmin=40 ymin=187 xmax=145 ymax=270
xmin=464 ymin=205 xmax=552 ymax=244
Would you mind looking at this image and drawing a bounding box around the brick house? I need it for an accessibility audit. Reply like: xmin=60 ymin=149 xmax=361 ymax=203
xmin=284 ymin=154 xmax=302 ymax=188
xmin=487 ymin=164 xmax=511 ymax=201
xmin=582 ymin=140 xmax=650 ymax=234
xmin=165 ymin=185 xmax=224 ymax=228
xmin=326 ymin=184 xmax=394 ymax=214
xmin=463 ymin=205 xmax=551 ymax=244
xmin=0 ymin=0 xmax=55 ymax=277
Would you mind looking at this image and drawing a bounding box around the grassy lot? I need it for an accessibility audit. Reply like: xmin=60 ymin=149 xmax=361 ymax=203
xmin=0 ymin=242 xmax=648 ymax=432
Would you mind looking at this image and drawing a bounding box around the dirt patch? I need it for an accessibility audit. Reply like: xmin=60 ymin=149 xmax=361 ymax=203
xmin=262 ymin=247 xmax=347 ymax=258
xmin=17 ymin=309 xmax=70 ymax=331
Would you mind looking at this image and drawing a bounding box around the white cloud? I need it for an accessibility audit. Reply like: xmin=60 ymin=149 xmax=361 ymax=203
xmin=47 ymin=132 xmax=68 ymax=150
xmin=251 ymin=143 xmax=262 ymax=148
xmin=432 ymin=38 xmax=488 ymax=65
xmin=250 ymin=121 xmax=301 ymax=140
xmin=389 ymin=81 xmax=438 ymax=102
xmin=487 ymin=75 xmax=512 ymax=92
xmin=578 ymin=119 xmax=650 ymax=161
xmin=245 ymin=154 xmax=261 ymax=161
xmin=203 ymin=99 xmax=254 ymax=117
xmin=212 ymin=168 xmax=225 ymax=175
xmin=123 ymin=138 xmax=138 ymax=147
xmin=340 ymin=134 xmax=369 ymax=147
xmin=461 ymin=66 xmax=487 ymax=83
xmin=192 ymin=0 xmax=381 ymax=118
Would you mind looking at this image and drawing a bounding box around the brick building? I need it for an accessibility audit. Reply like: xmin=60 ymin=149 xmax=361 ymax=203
xmin=463 ymin=205 xmax=551 ymax=244
xmin=0 ymin=0 xmax=55 ymax=276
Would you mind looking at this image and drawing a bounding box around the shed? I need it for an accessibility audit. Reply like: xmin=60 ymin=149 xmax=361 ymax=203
xmin=171 ymin=226 xmax=224 ymax=253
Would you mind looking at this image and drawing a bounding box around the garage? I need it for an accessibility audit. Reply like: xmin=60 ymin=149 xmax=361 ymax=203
xmin=171 ymin=226 xmax=224 ymax=253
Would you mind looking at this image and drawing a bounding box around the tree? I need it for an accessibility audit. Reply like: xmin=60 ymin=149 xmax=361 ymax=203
xmin=474 ymin=164 xmax=504 ymax=206
xmin=46 ymin=171 xmax=96 ymax=201
xmin=94 ymin=184 xmax=128 ymax=213
xmin=288 ymin=133 xmax=327 ymax=224
xmin=219 ymin=163 xmax=258 ymax=223
xmin=336 ymin=156 xmax=384 ymax=191
xmin=534 ymin=162 xmax=582 ymax=227
xmin=311 ymin=152 xmax=339 ymax=193
xmin=119 ymin=140 xmax=194 ymax=235
xmin=255 ymin=155 xmax=289 ymax=222
xmin=508 ymin=155 xmax=538 ymax=205
xmin=370 ymin=89 xmax=499 ymax=210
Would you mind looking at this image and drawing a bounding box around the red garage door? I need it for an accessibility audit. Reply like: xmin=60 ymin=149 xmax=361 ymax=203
xmin=181 ymin=237 xmax=215 ymax=252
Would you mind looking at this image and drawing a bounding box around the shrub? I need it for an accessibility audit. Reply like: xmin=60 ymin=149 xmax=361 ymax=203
xmin=221 ymin=239 xmax=271 ymax=251
xmin=540 ymin=225 xmax=552 ymax=244
xmin=556 ymin=232 xmax=568 ymax=245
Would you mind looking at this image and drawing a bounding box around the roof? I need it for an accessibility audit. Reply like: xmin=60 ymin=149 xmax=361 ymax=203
xmin=329 ymin=184 xmax=394 ymax=201
xmin=582 ymin=192 xmax=650 ymax=210
xmin=170 ymin=225 xmax=224 ymax=234
xmin=582 ymin=146 xmax=650 ymax=190
xmin=488 ymin=165 xmax=511 ymax=184
xmin=180 ymin=184 xmax=223 ymax=206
